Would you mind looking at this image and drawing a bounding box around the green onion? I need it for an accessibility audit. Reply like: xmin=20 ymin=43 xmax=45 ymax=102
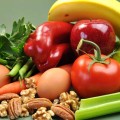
xmin=25 ymin=65 xmax=36 ymax=78
xmin=19 ymin=58 xmax=33 ymax=79
xmin=8 ymin=61 xmax=23 ymax=77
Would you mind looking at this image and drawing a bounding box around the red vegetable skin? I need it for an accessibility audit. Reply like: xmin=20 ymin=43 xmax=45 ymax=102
xmin=70 ymin=19 xmax=116 ymax=55
xmin=24 ymin=22 xmax=74 ymax=72
xmin=59 ymin=64 xmax=72 ymax=74
xmin=71 ymin=54 xmax=120 ymax=98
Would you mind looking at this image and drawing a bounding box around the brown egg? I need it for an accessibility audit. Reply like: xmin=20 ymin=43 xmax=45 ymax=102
xmin=37 ymin=68 xmax=71 ymax=100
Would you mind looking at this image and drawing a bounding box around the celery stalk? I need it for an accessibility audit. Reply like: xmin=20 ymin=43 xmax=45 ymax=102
xmin=75 ymin=92 xmax=120 ymax=120
xmin=80 ymin=92 xmax=120 ymax=108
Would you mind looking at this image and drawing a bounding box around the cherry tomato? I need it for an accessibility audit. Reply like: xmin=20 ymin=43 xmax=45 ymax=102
xmin=71 ymin=54 xmax=120 ymax=98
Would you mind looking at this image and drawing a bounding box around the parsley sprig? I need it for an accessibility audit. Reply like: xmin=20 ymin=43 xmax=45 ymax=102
xmin=0 ymin=18 xmax=36 ymax=80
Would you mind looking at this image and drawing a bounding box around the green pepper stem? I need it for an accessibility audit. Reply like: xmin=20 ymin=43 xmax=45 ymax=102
xmin=76 ymin=39 xmax=102 ymax=60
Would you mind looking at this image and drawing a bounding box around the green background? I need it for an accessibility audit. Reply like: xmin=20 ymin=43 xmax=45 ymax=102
xmin=0 ymin=0 xmax=56 ymax=32
xmin=0 ymin=0 xmax=120 ymax=32
xmin=0 ymin=0 xmax=120 ymax=120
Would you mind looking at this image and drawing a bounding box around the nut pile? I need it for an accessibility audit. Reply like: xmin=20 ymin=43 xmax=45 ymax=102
xmin=0 ymin=78 xmax=80 ymax=120
xmin=53 ymin=91 xmax=80 ymax=112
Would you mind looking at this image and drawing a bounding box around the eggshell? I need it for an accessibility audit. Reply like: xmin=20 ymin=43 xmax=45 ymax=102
xmin=37 ymin=68 xmax=71 ymax=100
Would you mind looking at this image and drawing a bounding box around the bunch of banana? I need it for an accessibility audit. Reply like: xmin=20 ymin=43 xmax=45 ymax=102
xmin=48 ymin=0 xmax=120 ymax=38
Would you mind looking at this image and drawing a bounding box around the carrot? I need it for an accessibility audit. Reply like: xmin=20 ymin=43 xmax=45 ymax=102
xmin=0 ymin=64 xmax=72 ymax=95
xmin=30 ymin=73 xmax=42 ymax=85
xmin=0 ymin=73 xmax=42 ymax=95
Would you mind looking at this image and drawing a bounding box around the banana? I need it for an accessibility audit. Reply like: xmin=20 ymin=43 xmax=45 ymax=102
xmin=48 ymin=0 xmax=120 ymax=38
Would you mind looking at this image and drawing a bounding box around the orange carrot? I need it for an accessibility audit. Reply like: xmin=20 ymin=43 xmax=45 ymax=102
xmin=30 ymin=73 xmax=42 ymax=85
xmin=0 ymin=64 xmax=72 ymax=95
xmin=0 ymin=73 xmax=42 ymax=95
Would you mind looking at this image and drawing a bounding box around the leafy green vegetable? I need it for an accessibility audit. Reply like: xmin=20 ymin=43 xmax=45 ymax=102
xmin=112 ymin=36 xmax=120 ymax=62
xmin=75 ymin=92 xmax=120 ymax=120
xmin=115 ymin=36 xmax=120 ymax=49
xmin=0 ymin=18 xmax=36 ymax=79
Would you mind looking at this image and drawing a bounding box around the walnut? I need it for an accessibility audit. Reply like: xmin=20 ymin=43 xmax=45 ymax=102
xmin=20 ymin=88 xmax=37 ymax=103
xmin=0 ymin=100 xmax=8 ymax=117
xmin=53 ymin=98 xmax=70 ymax=108
xmin=20 ymin=104 xmax=29 ymax=117
xmin=59 ymin=91 xmax=80 ymax=112
xmin=53 ymin=99 xmax=59 ymax=105
xmin=32 ymin=107 xmax=54 ymax=120
xmin=59 ymin=101 xmax=70 ymax=109
xmin=25 ymin=78 xmax=37 ymax=89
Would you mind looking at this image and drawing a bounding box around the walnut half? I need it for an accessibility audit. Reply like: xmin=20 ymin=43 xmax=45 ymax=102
xmin=32 ymin=107 xmax=54 ymax=120
xmin=0 ymin=100 xmax=8 ymax=117
xmin=53 ymin=91 xmax=80 ymax=112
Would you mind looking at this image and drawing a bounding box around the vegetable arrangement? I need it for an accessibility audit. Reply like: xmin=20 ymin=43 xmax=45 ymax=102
xmin=0 ymin=0 xmax=120 ymax=120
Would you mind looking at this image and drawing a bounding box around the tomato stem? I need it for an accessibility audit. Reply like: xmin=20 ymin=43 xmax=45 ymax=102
xmin=76 ymin=39 xmax=102 ymax=60
xmin=76 ymin=39 xmax=114 ymax=70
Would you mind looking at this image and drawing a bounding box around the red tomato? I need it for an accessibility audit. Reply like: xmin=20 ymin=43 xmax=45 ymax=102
xmin=71 ymin=54 xmax=120 ymax=98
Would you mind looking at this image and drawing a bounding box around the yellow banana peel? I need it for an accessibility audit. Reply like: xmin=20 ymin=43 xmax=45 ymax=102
xmin=48 ymin=0 xmax=120 ymax=38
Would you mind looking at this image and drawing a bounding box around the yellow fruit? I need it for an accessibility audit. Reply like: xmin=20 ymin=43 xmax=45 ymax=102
xmin=48 ymin=0 xmax=120 ymax=38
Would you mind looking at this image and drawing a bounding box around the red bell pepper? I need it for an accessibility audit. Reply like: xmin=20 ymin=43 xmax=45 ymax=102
xmin=24 ymin=21 xmax=74 ymax=72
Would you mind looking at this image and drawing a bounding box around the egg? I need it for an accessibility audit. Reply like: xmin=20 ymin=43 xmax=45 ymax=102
xmin=37 ymin=68 xmax=71 ymax=100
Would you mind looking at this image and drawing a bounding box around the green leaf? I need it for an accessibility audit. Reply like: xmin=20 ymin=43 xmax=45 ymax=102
xmin=115 ymin=36 xmax=120 ymax=49
xmin=0 ymin=17 xmax=35 ymax=68
xmin=0 ymin=24 xmax=6 ymax=35
xmin=11 ymin=17 xmax=25 ymax=36
xmin=9 ymin=17 xmax=35 ymax=56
